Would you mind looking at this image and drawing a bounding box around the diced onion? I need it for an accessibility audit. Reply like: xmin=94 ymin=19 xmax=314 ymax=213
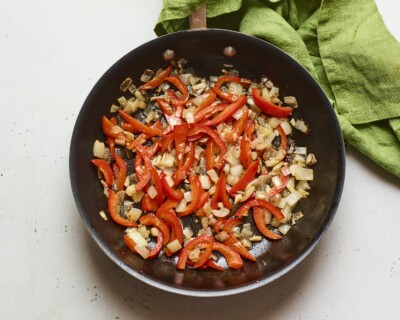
xmin=175 ymin=199 xmax=187 ymax=213
xmin=215 ymin=231 xmax=229 ymax=242
xmin=93 ymin=140 xmax=105 ymax=159
xmin=286 ymin=190 xmax=303 ymax=206
xmin=294 ymin=167 xmax=314 ymax=181
xmin=185 ymin=111 xmax=195 ymax=124
xmin=199 ymin=175 xmax=211 ymax=189
xmin=126 ymin=208 xmax=142 ymax=222
xmin=126 ymin=228 xmax=148 ymax=247
xmin=134 ymin=245 xmax=150 ymax=259
xmin=207 ymin=169 xmax=219 ymax=183
xmin=150 ymin=227 xmax=159 ymax=237
xmin=278 ymin=224 xmax=291 ymax=235
xmin=294 ymin=119 xmax=309 ymax=134
xmin=166 ymin=239 xmax=182 ymax=254
xmin=280 ymin=121 xmax=292 ymax=135
xmin=230 ymin=164 xmax=243 ymax=178
xmin=212 ymin=207 xmax=230 ymax=218
xmin=201 ymin=217 xmax=209 ymax=229
xmin=183 ymin=227 xmax=194 ymax=239
xmin=99 ymin=210 xmax=108 ymax=221
xmin=147 ymin=185 xmax=157 ymax=199
xmin=183 ymin=191 xmax=192 ymax=203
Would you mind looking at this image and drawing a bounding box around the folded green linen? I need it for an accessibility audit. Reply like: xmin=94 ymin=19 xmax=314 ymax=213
xmin=155 ymin=0 xmax=400 ymax=178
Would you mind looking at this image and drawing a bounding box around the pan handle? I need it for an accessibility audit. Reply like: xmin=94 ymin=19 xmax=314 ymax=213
xmin=189 ymin=3 xmax=207 ymax=29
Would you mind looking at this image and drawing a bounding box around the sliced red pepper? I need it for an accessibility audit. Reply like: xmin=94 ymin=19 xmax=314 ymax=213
xmin=141 ymin=194 xmax=158 ymax=212
xmin=253 ymin=207 xmax=282 ymax=240
xmin=177 ymin=175 xmax=201 ymax=217
xmin=177 ymin=235 xmax=215 ymax=270
xmin=106 ymin=136 xmax=116 ymax=159
xmin=276 ymin=124 xmax=288 ymax=155
xmin=165 ymin=76 xmax=189 ymax=102
xmin=160 ymin=132 xmax=175 ymax=153
xmin=134 ymin=142 xmax=152 ymax=191
xmin=205 ymin=259 xmax=224 ymax=271
xmin=195 ymin=104 xmax=226 ymax=123
xmin=221 ymin=218 xmax=243 ymax=233
xmin=173 ymin=142 xmax=195 ymax=185
xmin=211 ymin=171 xmax=232 ymax=210
xmin=229 ymin=160 xmax=259 ymax=195
xmin=167 ymin=90 xmax=184 ymax=118
xmin=160 ymin=172 xmax=183 ymax=201
xmin=213 ymin=242 xmax=243 ymax=270
xmin=196 ymin=190 xmax=210 ymax=210
xmin=113 ymin=154 xmax=127 ymax=191
xmin=139 ymin=65 xmax=172 ymax=90
xmin=202 ymin=96 xmax=247 ymax=127
xmin=140 ymin=213 xmax=170 ymax=245
xmin=91 ymin=159 xmax=114 ymax=187
xmin=156 ymin=98 xmax=174 ymax=116
xmin=223 ymin=234 xmax=256 ymax=261
xmin=174 ymin=123 xmax=188 ymax=168
xmin=252 ymin=88 xmax=293 ymax=117
xmin=156 ymin=199 xmax=179 ymax=217
xmin=187 ymin=124 xmax=227 ymax=170
xmin=268 ymin=173 xmax=289 ymax=196
xmin=234 ymin=198 xmax=284 ymax=221
xmin=150 ymin=167 xmax=164 ymax=206
xmin=212 ymin=76 xmax=246 ymax=102
xmin=102 ymin=116 xmax=127 ymax=141
xmin=122 ymin=122 xmax=141 ymax=134
xmin=193 ymin=90 xmax=217 ymax=114
xmin=119 ymin=110 xmax=163 ymax=137
xmin=124 ymin=232 xmax=163 ymax=259
xmin=158 ymin=210 xmax=183 ymax=257
xmin=224 ymin=107 xmax=249 ymax=143
xmin=107 ymin=190 xmax=137 ymax=227
xmin=240 ymin=134 xmax=252 ymax=169
xmin=148 ymin=141 xmax=161 ymax=158
xmin=205 ymin=138 xmax=215 ymax=171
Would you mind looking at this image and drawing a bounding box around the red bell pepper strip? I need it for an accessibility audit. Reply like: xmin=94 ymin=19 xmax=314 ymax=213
xmin=233 ymin=198 xmax=284 ymax=221
xmin=124 ymin=232 xmax=163 ymax=259
xmin=107 ymin=190 xmax=137 ymax=227
xmin=211 ymin=76 xmax=245 ymax=102
xmin=121 ymin=122 xmax=141 ymax=134
xmin=167 ymin=90 xmax=184 ymax=118
xmin=195 ymin=104 xmax=226 ymax=123
xmin=223 ymin=234 xmax=256 ymax=261
xmin=173 ymin=142 xmax=195 ymax=185
xmin=150 ymin=167 xmax=164 ymax=206
xmin=141 ymin=194 xmax=158 ymax=212
xmin=158 ymin=210 xmax=183 ymax=256
xmin=202 ymin=96 xmax=247 ymax=127
xmin=139 ymin=65 xmax=172 ymax=90
xmin=134 ymin=142 xmax=153 ymax=191
xmin=113 ymin=154 xmax=127 ymax=191
xmin=187 ymin=124 xmax=227 ymax=170
xmin=177 ymin=175 xmax=202 ymax=217
xmin=173 ymin=123 xmax=188 ymax=168
xmin=213 ymin=242 xmax=243 ymax=270
xmin=195 ymin=190 xmax=210 ymax=210
xmin=205 ymin=259 xmax=224 ymax=271
xmin=252 ymin=88 xmax=293 ymax=118
xmin=193 ymin=90 xmax=217 ymax=114
xmin=224 ymin=107 xmax=249 ymax=143
xmin=119 ymin=110 xmax=163 ymax=137
xmin=165 ymin=76 xmax=189 ymax=102
xmin=276 ymin=124 xmax=288 ymax=155
xmin=160 ymin=132 xmax=175 ymax=153
xmin=268 ymin=173 xmax=289 ymax=196
xmin=91 ymin=159 xmax=114 ymax=187
xmin=140 ymin=213 xmax=170 ymax=244
xmin=160 ymin=172 xmax=184 ymax=201
xmin=156 ymin=199 xmax=179 ymax=217
xmin=253 ymin=207 xmax=282 ymax=240
xmin=240 ymin=134 xmax=252 ymax=169
xmin=106 ymin=136 xmax=116 ymax=159
xmin=211 ymin=172 xmax=232 ymax=210
xmin=156 ymin=98 xmax=174 ymax=116
xmin=228 ymin=160 xmax=259 ymax=195
xmin=102 ymin=116 xmax=127 ymax=141
xmin=177 ymin=235 xmax=215 ymax=270
xmin=205 ymin=138 xmax=215 ymax=171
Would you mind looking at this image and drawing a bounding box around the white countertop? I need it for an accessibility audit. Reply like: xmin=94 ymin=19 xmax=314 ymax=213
xmin=1 ymin=1 xmax=399 ymax=319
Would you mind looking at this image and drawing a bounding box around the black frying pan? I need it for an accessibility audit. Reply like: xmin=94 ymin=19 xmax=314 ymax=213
xmin=69 ymin=29 xmax=345 ymax=297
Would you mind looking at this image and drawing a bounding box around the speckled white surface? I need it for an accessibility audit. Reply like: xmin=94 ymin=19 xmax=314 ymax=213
xmin=0 ymin=1 xmax=399 ymax=319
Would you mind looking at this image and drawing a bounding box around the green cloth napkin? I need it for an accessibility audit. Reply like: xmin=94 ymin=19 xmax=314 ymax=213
xmin=155 ymin=0 xmax=400 ymax=178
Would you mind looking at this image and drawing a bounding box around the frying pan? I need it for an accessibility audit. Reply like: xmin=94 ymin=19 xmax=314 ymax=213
xmin=69 ymin=27 xmax=345 ymax=297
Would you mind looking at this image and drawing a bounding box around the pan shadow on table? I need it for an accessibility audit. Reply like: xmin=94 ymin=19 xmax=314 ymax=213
xmin=83 ymin=227 xmax=327 ymax=320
